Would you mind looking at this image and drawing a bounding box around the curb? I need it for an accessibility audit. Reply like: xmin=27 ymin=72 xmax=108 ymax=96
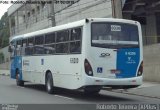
xmin=0 ymin=70 xmax=10 ymax=76
xmin=0 ymin=73 xmax=10 ymax=76
xmin=105 ymin=89 xmax=160 ymax=99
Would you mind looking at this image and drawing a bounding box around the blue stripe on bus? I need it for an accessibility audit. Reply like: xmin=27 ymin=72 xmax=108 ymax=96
xmin=10 ymin=56 xmax=23 ymax=80
xmin=116 ymin=48 xmax=140 ymax=78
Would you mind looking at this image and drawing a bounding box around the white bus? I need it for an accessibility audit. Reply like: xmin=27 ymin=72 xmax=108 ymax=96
xmin=9 ymin=18 xmax=143 ymax=94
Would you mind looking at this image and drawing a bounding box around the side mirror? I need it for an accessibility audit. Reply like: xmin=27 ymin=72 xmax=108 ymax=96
xmin=8 ymin=46 xmax=13 ymax=52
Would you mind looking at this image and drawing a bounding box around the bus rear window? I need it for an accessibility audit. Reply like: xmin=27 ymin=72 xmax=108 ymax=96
xmin=91 ymin=22 xmax=139 ymax=48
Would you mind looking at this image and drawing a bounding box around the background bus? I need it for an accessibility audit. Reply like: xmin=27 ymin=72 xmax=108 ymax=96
xmin=8 ymin=18 xmax=143 ymax=94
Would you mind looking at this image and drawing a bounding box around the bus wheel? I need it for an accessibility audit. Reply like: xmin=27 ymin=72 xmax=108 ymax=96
xmin=16 ymin=71 xmax=24 ymax=86
xmin=84 ymin=86 xmax=101 ymax=95
xmin=46 ymin=72 xmax=54 ymax=94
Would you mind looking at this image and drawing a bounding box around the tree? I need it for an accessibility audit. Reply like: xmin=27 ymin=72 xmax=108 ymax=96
xmin=0 ymin=12 xmax=10 ymax=48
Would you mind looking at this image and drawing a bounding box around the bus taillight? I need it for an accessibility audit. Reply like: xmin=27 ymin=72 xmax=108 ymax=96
xmin=138 ymin=61 xmax=143 ymax=76
xmin=84 ymin=59 xmax=93 ymax=76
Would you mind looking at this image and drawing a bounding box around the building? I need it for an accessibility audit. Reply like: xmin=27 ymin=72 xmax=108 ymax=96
xmin=122 ymin=0 xmax=160 ymax=45
xmin=8 ymin=0 xmax=160 ymax=45
xmin=8 ymin=0 xmax=122 ymax=37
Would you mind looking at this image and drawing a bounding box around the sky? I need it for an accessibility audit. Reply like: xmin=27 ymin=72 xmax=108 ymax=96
xmin=0 ymin=0 xmax=13 ymax=19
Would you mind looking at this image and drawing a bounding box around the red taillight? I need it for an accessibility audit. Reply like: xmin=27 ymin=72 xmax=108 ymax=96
xmin=138 ymin=61 xmax=143 ymax=76
xmin=84 ymin=59 xmax=93 ymax=76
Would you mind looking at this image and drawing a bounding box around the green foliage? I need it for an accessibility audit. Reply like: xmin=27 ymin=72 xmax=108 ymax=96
xmin=0 ymin=12 xmax=10 ymax=48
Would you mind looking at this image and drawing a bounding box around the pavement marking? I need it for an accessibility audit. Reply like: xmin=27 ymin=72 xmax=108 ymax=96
xmin=16 ymin=86 xmax=25 ymax=89
xmin=54 ymin=95 xmax=74 ymax=100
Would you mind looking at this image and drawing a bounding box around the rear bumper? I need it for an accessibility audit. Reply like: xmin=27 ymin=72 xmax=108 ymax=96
xmin=84 ymin=76 xmax=143 ymax=87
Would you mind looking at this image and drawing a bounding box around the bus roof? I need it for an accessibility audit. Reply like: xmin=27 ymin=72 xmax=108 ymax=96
xmin=10 ymin=18 xmax=139 ymax=42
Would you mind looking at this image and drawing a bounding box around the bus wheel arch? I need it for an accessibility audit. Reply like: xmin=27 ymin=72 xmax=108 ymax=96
xmin=45 ymin=70 xmax=54 ymax=94
xmin=15 ymin=68 xmax=24 ymax=86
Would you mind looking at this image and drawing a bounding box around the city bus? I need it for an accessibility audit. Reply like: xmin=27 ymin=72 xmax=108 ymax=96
xmin=8 ymin=18 xmax=143 ymax=94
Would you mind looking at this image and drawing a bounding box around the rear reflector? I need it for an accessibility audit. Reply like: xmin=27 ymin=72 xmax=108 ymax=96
xmin=131 ymin=80 xmax=136 ymax=83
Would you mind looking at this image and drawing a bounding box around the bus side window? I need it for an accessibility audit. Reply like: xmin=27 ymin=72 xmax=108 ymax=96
xmin=70 ymin=42 xmax=80 ymax=53
xmin=45 ymin=33 xmax=55 ymax=44
xmin=34 ymin=45 xmax=45 ymax=55
xmin=16 ymin=40 xmax=22 ymax=56
xmin=57 ymin=30 xmax=69 ymax=42
xmin=10 ymin=41 xmax=16 ymax=57
xmin=34 ymin=35 xmax=44 ymax=55
xmin=26 ymin=37 xmax=34 ymax=55
xmin=44 ymin=33 xmax=56 ymax=54
xmin=22 ymin=39 xmax=27 ymax=56
xmin=56 ymin=43 xmax=68 ymax=54
xmin=70 ymin=28 xmax=81 ymax=53
xmin=56 ymin=30 xmax=69 ymax=54
xmin=71 ymin=28 xmax=81 ymax=40
xmin=44 ymin=44 xmax=55 ymax=54
xmin=35 ymin=35 xmax=44 ymax=45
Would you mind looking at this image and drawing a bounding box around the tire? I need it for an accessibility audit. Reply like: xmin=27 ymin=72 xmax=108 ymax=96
xmin=46 ymin=72 xmax=54 ymax=94
xmin=84 ymin=86 xmax=101 ymax=95
xmin=16 ymin=71 xmax=24 ymax=86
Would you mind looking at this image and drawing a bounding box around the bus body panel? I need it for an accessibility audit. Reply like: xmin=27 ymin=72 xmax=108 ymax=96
xmin=116 ymin=48 xmax=140 ymax=78
xmin=88 ymin=47 xmax=117 ymax=78
xmin=22 ymin=56 xmax=42 ymax=83
xmin=11 ymin=56 xmax=22 ymax=80
xmin=84 ymin=76 xmax=142 ymax=86
xmin=22 ymin=55 xmax=83 ymax=89
xmin=86 ymin=47 xmax=141 ymax=79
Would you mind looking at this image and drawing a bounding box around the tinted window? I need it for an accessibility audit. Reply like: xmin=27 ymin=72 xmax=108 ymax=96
xmin=70 ymin=41 xmax=81 ymax=53
xmin=56 ymin=43 xmax=68 ymax=53
xmin=16 ymin=40 xmax=22 ymax=56
xmin=21 ymin=39 xmax=27 ymax=55
xmin=35 ymin=35 xmax=44 ymax=45
xmin=26 ymin=37 xmax=34 ymax=55
xmin=57 ymin=30 xmax=69 ymax=42
xmin=25 ymin=47 xmax=34 ymax=55
xmin=45 ymin=33 xmax=55 ymax=44
xmin=16 ymin=40 xmax=22 ymax=47
xmin=34 ymin=45 xmax=44 ymax=54
xmin=22 ymin=39 xmax=27 ymax=47
xmin=70 ymin=28 xmax=81 ymax=54
xmin=44 ymin=44 xmax=55 ymax=54
xmin=71 ymin=28 xmax=81 ymax=40
xmin=28 ymin=37 xmax=34 ymax=46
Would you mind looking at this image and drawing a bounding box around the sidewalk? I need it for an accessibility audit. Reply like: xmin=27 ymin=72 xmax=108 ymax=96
xmin=111 ymin=82 xmax=160 ymax=99
xmin=0 ymin=69 xmax=10 ymax=76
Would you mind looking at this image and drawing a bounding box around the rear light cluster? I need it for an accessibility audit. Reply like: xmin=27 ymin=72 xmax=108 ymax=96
xmin=137 ymin=61 xmax=143 ymax=76
xmin=84 ymin=59 xmax=93 ymax=76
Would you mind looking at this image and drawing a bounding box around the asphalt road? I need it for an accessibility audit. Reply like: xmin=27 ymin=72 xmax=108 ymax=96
xmin=0 ymin=76 xmax=160 ymax=110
